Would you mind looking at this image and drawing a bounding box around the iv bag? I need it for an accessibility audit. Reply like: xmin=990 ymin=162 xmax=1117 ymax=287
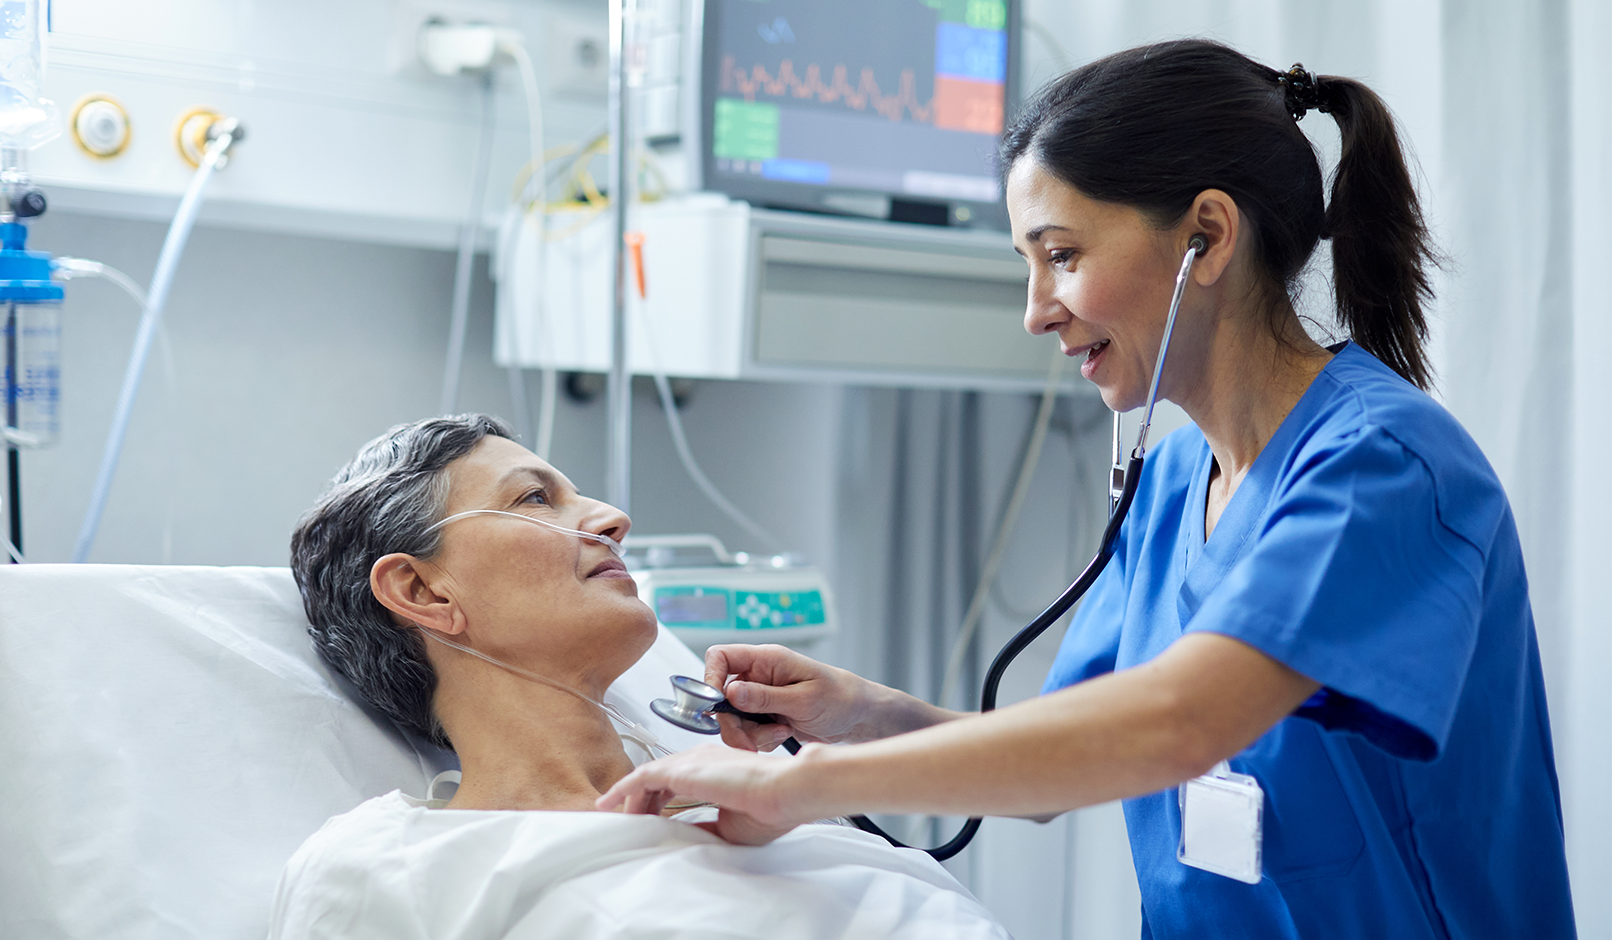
xmin=0 ymin=0 xmax=59 ymax=151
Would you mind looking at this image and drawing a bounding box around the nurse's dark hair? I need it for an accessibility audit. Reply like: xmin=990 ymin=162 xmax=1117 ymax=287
xmin=1000 ymin=39 xmax=1438 ymax=389
xmin=290 ymin=414 xmax=515 ymax=752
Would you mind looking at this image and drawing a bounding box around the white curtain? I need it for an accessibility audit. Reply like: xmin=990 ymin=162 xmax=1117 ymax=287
xmin=828 ymin=0 xmax=1612 ymax=933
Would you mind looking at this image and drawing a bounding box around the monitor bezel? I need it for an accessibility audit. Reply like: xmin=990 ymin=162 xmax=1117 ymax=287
xmin=689 ymin=0 xmax=1021 ymax=231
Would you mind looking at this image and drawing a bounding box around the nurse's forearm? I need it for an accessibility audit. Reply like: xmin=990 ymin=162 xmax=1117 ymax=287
xmin=860 ymin=682 xmax=968 ymax=739
xmin=782 ymin=633 xmax=1319 ymax=820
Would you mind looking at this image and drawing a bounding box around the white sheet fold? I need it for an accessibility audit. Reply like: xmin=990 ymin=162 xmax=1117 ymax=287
xmin=269 ymin=792 xmax=1012 ymax=940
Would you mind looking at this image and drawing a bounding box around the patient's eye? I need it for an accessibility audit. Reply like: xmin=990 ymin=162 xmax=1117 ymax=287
xmin=521 ymin=487 xmax=550 ymax=507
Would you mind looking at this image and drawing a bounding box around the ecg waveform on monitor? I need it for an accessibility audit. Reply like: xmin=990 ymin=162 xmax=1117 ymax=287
xmin=720 ymin=54 xmax=934 ymax=123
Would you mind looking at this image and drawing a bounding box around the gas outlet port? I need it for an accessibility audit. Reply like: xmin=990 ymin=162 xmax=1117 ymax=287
xmin=71 ymin=94 xmax=131 ymax=159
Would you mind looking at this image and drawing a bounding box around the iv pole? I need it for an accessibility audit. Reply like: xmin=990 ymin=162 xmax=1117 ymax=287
xmin=605 ymin=0 xmax=632 ymax=514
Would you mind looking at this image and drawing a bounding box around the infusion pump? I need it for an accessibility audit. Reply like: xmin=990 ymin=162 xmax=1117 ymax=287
xmin=627 ymin=536 xmax=836 ymax=656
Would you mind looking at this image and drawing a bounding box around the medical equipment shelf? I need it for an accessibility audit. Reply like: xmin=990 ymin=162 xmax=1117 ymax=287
xmin=502 ymin=194 xmax=1089 ymax=393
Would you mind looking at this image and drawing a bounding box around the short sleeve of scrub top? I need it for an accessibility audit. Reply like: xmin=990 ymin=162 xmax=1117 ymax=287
xmin=1041 ymin=344 xmax=1574 ymax=940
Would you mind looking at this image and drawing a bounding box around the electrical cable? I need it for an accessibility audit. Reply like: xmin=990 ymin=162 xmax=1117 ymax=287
xmin=630 ymin=276 xmax=788 ymax=552
xmin=937 ymin=350 xmax=1065 ymax=708
xmin=501 ymin=38 xmax=556 ymax=460
xmin=438 ymin=74 xmax=498 ymax=417
xmin=652 ymin=374 xmax=786 ymax=552
xmin=72 ymin=125 xmax=238 ymax=563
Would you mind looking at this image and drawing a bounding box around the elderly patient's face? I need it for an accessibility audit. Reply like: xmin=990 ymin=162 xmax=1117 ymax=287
xmin=425 ymin=436 xmax=657 ymax=690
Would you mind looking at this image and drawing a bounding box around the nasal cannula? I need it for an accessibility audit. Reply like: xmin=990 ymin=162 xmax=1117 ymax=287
xmin=415 ymin=509 xmax=672 ymax=760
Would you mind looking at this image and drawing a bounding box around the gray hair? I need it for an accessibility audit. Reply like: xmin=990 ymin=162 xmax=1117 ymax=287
xmin=290 ymin=414 xmax=514 ymax=750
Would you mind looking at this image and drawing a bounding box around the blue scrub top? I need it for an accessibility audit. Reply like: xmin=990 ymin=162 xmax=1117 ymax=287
xmin=1043 ymin=344 xmax=1575 ymax=939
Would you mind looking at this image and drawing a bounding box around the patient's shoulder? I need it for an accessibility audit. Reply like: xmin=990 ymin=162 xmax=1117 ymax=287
xmin=267 ymin=792 xmax=421 ymax=939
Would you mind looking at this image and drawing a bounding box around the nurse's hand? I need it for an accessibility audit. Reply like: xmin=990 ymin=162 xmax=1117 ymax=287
xmin=597 ymin=742 xmax=818 ymax=844
xmin=705 ymin=644 xmax=961 ymax=751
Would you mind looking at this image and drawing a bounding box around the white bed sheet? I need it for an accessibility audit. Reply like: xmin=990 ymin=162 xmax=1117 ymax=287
xmin=268 ymin=791 xmax=1010 ymax=940
xmin=0 ymin=564 xmax=724 ymax=940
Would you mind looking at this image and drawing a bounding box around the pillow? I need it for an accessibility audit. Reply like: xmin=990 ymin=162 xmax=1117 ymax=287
xmin=0 ymin=564 xmax=713 ymax=940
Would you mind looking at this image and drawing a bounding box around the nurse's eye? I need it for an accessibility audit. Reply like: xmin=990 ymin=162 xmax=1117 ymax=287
xmin=1048 ymin=250 xmax=1076 ymax=270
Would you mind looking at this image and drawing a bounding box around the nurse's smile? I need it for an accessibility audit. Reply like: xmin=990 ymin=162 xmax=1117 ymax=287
xmin=1008 ymin=159 xmax=1197 ymax=413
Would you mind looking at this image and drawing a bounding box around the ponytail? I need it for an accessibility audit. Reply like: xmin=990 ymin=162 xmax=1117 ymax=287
xmin=1001 ymin=43 xmax=1440 ymax=391
xmin=1316 ymin=75 xmax=1439 ymax=390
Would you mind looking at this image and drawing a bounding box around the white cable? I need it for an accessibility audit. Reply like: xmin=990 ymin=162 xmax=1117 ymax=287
xmin=938 ymin=351 xmax=1066 ymax=709
xmin=439 ymin=75 xmax=498 ymax=416
xmin=536 ymin=366 xmax=558 ymax=462
xmin=55 ymin=259 xmax=181 ymax=562
xmin=73 ymin=128 xmax=236 ymax=563
xmin=501 ymin=38 xmax=557 ymax=460
xmin=652 ymin=373 xmax=786 ymax=552
xmin=3 ymin=532 xmax=21 ymax=564
xmin=629 ymin=280 xmax=787 ymax=552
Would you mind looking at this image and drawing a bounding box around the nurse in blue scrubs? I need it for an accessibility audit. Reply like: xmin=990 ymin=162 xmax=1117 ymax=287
xmin=600 ymin=39 xmax=1576 ymax=938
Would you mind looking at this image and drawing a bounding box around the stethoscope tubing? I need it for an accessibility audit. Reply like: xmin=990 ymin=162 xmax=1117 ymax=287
xmin=746 ymin=239 xmax=1201 ymax=860
xmin=828 ymin=237 xmax=1204 ymax=860
xmin=821 ymin=451 xmax=1144 ymax=860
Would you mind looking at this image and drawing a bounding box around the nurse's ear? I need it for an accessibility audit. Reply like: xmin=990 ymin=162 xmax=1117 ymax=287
xmin=1179 ymin=188 xmax=1243 ymax=288
xmin=371 ymin=553 xmax=467 ymax=637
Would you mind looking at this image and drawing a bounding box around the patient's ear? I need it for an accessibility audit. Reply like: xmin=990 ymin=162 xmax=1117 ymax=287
xmin=371 ymin=554 xmax=465 ymax=636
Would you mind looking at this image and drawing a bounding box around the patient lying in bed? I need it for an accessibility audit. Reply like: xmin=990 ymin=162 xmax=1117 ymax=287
xmin=269 ymin=415 xmax=1008 ymax=940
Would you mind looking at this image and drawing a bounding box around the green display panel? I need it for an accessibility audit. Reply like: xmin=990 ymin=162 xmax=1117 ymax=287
xmin=712 ymin=98 xmax=780 ymax=162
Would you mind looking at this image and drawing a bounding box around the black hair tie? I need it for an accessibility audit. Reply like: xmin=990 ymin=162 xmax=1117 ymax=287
xmin=1278 ymin=64 xmax=1330 ymax=121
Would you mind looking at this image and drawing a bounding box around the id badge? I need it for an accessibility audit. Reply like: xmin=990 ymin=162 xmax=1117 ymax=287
xmin=1177 ymin=760 xmax=1263 ymax=884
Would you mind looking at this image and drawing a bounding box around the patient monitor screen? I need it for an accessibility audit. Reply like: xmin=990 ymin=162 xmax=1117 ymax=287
xmin=701 ymin=0 xmax=1015 ymax=223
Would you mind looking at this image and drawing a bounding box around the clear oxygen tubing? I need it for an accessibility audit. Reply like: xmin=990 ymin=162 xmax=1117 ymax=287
xmin=415 ymin=506 xmax=672 ymax=761
xmin=937 ymin=348 xmax=1066 ymax=709
xmin=439 ymin=74 xmax=498 ymax=418
xmin=499 ymin=37 xmax=556 ymax=460
xmin=823 ymin=236 xmax=1207 ymax=862
xmin=54 ymin=258 xmax=181 ymax=563
xmin=424 ymin=507 xmax=626 ymax=557
xmin=72 ymin=125 xmax=240 ymax=563
xmin=413 ymin=628 xmax=672 ymax=760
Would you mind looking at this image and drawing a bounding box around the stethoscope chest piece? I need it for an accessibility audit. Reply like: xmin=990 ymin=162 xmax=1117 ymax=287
xmin=650 ymin=675 xmax=725 ymax=734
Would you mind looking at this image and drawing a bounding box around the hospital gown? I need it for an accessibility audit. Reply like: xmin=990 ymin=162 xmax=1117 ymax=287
xmin=1043 ymin=342 xmax=1575 ymax=938
xmin=266 ymin=790 xmax=1010 ymax=940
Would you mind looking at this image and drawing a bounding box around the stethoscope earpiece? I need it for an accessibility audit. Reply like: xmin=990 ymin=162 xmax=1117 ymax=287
xmin=1189 ymin=234 xmax=1208 ymax=254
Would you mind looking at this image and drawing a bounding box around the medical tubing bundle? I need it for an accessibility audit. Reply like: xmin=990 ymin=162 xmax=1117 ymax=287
xmin=72 ymin=126 xmax=238 ymax=563
xmin=827 ymin=238 xmax=1205 ymax=860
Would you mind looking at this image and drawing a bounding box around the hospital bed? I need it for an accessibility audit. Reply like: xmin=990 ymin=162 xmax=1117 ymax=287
xmin=0 ymin=564 xmax=716 ymax=940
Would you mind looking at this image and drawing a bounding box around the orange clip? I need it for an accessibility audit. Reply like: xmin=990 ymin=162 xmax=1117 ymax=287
xmin=625 ymin=230 xmax=647 ymax=299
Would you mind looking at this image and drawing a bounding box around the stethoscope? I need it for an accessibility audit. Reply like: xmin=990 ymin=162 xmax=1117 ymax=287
xmin=652 ymin=235 xmax=1207 ymax=860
